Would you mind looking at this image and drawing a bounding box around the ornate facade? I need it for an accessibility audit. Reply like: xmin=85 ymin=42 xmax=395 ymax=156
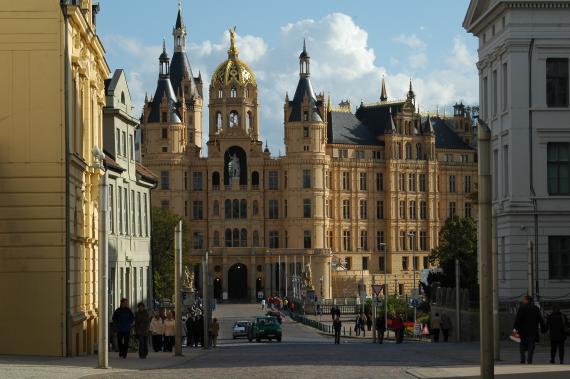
xmin=0 ymin=0 xmax=109 ymax=355
xmin=141 ymin=5 xmax=478 ymax=302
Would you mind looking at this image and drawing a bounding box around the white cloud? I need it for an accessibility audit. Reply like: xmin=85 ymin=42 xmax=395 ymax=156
xmin=393 ymin=33 xmax=427 ymax=49
xmin=409 ymin=52 xmax=428 ymax=69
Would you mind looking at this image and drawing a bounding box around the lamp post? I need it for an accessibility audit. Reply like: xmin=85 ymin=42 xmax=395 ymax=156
xmin=379 ymin=242 xmax=387 ymax=342
xmin=174 ymin=220 xmax=183 ymax=356
xmin=408 ymin=231 xmax=417 ymax=333
xmin=94 ymin=146 xmax=109 ymax=369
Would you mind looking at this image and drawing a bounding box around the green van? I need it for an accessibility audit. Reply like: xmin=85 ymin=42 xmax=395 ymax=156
xmin=248 ymin=316 xmax=282 ymax=342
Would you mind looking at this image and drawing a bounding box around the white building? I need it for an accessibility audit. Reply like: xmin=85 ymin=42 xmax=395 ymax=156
xmin=464 ymin=0 xmax=570 ymax=302
xmin=103 ymin=70 xmax=157 ymax=312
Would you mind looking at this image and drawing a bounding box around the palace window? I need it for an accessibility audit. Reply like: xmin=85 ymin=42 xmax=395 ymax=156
xmin=268 ymin=171 xmax=279 ymax=190
xmin=376 ymin=231 xmax=385 ymax=251
xmin=399 ymin=173 xmax=406 ymax=191
xmin=233 ymin=199 xmax=239 ymax=219
xmin=218 ymin=88 xmax=223 ymax=98
xmin=359 ymin=200 xmax=367 ymax=219
xmin=342 ymin=230 xmax=351 ymax=251
xmin=304 ymin=230 xmax=312 ymax=249
xmin=284 ymin=199 xmax=288 ymax=218
xmin=409 ymin=200 xmax=417 ymax=220
xmin=229 ymin=111 xmax=239 ymax=128
xmin=303 ymin=199 xmax=311 ymax=218
xmin=192 ymin=201 xmax=203 ymax=220
xmin=303 ymin=169 xmax=311 ymax=188
xmin=400 ymin=231 xmax=407 ymax=250
xmin=344 ymin=257 xmax=352 ymax=270
xmin=342 ymin=172 xmax=350 ymax=190
xmin=355 ymin=150 xmax=365 ymax=159
xmin=240 ymin=199 xmax=247 ymax=219
xmin=192 ymin=232 xmax=204 ymax=250
xmin=379 ymin=255 xmax=385 ymax=272
xmin=253 ymin=231 xmax=260 ymax=247
xmin=409 ymin=173 xmax=416 ymax=192
xmin=449 ymin=175 xmax=456 ymax=193
xmin=399 ymin=201 xmax=406 ymax=219
xmin=216 ymin=112 xmax=222 ymax=130
xmin=303 ymin=127 xmax=309 ymax=138
xmin=342 ymin=199 xmax=351 ymax=219
xmin=546 ymin=58 xmax=569 ymax=107
xmin=230 ymin=87 xmax=237 ymax=98
xmin=464 ymin=175 xmax=472 ymax=193
xmin=362 ymin=256 xmax=369 ymax=270
xmin=359 ymin=172 xmax=367 ymax=191
xmin=213 ymin=231 xmax=220 ymax=247
xmin=268 ymin=199 xmax=279 ymax=219
xmin=268 ymin=231 xmax=279 ymax=248
xmin=193 ymin=172 xmax=203 ymax=191
xmin=448 ymin=202 xmax=457 ymax=218
xmin=416 ymin=143 xmax=422 ymax=160
xmin=253 ymin=200 xmax=259 ymax=216
xmin=419 ymin=174 xmax=426 ymax=192
xmin=376 ymin=172 xmax=384 ymax=191
xmin=213 ymin=200 xmax=219 ymax=217
xmin=376 ymin=200 xmax=384 ymax=219
xmin=360 ymin=230 xmax=368 ymax=250
xmin=224 ymin=199 xmax=231 ymax=219
xmin=420 ymin=201 xmax=427 ymax=220
xmin=405 ymin=143 xmax=412 ymax=160
xmin=160 ymin=171 xmax=169 ymax=190
xmin=338 ymin=149 xmax=348 ymax=158
xmin=420 ymin=231 xmax=428 ymax=251
xmin=423 ymin=256 xmax=430 ymax=269
xmin=465 ymin=202 xmax=472 ymax=218
xmin=402 ymin=256 xmax=409 ymax=271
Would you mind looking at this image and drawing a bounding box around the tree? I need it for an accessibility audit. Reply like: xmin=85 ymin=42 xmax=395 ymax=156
xmin=428 ymin=217 xmax=478 ymax=291
xmin=151 ymin=207 xmax=190 ymax=301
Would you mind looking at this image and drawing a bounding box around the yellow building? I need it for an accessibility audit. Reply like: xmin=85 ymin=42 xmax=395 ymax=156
xmin=142 ymin=6 xmax=478 ymax=302
xmin=0 ymin=0 xmax=109 ymax=356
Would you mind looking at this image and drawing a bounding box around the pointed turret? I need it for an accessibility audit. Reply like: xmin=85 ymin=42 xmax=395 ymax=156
xmin=170 ymin=0 xmax=200 ymax=98
xmin=146 ymin=42 xmax=181 ymax=124
xmin=407 ymin=79 xmax=415 ymax=101
xmin=288 ymin=40 xmax=321 ymax=122
xmin=386 ymin=106 xmax=397 ymax=133
xmin=425 ymin=114 xmax=435 ymax=134
xmin=380 ymin=76 xmax=388 ymax=102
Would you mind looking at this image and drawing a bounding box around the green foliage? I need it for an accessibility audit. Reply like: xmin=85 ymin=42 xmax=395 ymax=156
xmin=428 ymin=216 xmax=478 ymax=290
xmin=151 ymin=207 xmax=190 ymax=301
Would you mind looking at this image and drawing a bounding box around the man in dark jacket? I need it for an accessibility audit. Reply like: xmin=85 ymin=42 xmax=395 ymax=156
xmin=546 ymin=304 xmax=568 ymax=364
xmin=333 ymin=316 xmax=342 ymax=344
xmin=514 ymin=296 xmax=545 ymax=364
xmin=134 ymin=302 xmax=150 ymax=358
xmin=112 ymin=298 xmax=135 ymax=358
xmin=376 ymin=315 xmax=386 ymax=344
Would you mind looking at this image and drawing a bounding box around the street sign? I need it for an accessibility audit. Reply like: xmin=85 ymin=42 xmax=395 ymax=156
xmin=410 ymin=298 xmax=420 ymax=308
xmin=372 ymin=284 xmax=384 ymax=296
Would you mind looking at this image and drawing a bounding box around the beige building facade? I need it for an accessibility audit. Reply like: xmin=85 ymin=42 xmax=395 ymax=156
xmin=141 ymin=6 xmax=478 ymax=302
xmin=0 ymin=0 xmax=109 ymax=356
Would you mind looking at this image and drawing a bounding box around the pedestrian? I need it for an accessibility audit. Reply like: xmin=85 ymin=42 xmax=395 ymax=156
xmin=330 ymin=306 xmax=336 ymax=320
xmin=209 ymin=318 xmax=220 ymax=347
xmin=261 ymin=298 xmax=266 ymax=310
xmin=355 ymin=315 xmax=361 ymax=336
xmin=335 ymin=306 xmax=341 ymax=319
xmin=359 ymin=314 xmax=366 ymax=337
xmin=513 ymin=295 xmax=545 ymax=364
xmin=546 ymin=304 xmax=568 ymax=364
xmin=181 ymin=312 xmax=188 ymax=347
xmin=149 ymin=311 xmax=164 ymax=352
xmin=366 ymin=314 xmax=373 ymax=331
xmin=112 ymin=298 xmax=134 ymax=359
xmin=163 ymin=311 xmax=176 ymax=352
xmin=376 ymin=315 xmax=386 ymax=344
xmin=195 ymin=314 xmax=204 ymax=347
xmin=431 ymin=312 xmax=441 ymax=343
xmin=441 ymin=312 xmax=452 ymax=342
xmin=333 ymin=316 xmax=342 ymax=344
xmin=134 ymin=302 xmax=150 ymax=358
xmin=185 ymin=315 xmax=194 ymax=347
xmin=393 ymin=314 xmax=404 ymax=344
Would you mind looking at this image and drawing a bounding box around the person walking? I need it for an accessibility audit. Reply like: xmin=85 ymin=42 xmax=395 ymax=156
xmin=195 ymin=314 xmax=204 ymax=347
xmin=393 ymin=314 xmax=404 ymax=344
xmin=112 ymin=298 xmax=134 ymax=358
xmin=355 ymin=315 xmax=361 ymax=336
xmin=376 ymin=315 xmax=386 ymax=344
xmin=366 ymin=313 xmax=373 ymax=332
xmin=134 ymin=302 xmax=150 ymax=358
xmin=163 ymin=311 xmax=176 ymax=352
xmin=330 ymin=306 xmax=336 ymax=321
xmin=441 ymin=312 xmax=452 ymax=342
xmin=149 ymin=311 xmax=164 ymax=352
xmin=359 ymin=314 xmax=366 ymax=337
xmin=335 ymin=306 xmax=341 ymax=319
xmin=546 ymin=304 xmax=568 ymax=364
xmin=185 ymin=315 xmax=194 ymax=347
xmin=261 ymin=299 xmax=266 ymax=310
xmin=209 ymin=318 xmax=220 ymax=347
xmin=333 ymin=316 xmax=342 ymax=344
xmin=431 ymin=312 xmax=442 ymax=343
xmin=513 ymin=295 xmax=545 ymax=364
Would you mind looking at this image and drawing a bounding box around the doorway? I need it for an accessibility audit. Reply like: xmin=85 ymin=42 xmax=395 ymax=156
xmin=228 ymin=263 xmax=247 ymax=299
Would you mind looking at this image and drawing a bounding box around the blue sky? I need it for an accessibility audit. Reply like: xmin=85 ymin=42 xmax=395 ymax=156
xmin=98 ymin=0 xmax=478 ymax=153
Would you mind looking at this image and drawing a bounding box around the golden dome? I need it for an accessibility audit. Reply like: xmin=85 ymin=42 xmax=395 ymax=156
xmin=211 ymin=27 xmax=256 ymax=87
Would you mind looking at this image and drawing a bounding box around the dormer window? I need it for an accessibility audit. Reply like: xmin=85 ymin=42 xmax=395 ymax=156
xmin=303 ymin=111 xmax=308 ymax=121
xmin=120 ymin=92 xmax=125 ymax=104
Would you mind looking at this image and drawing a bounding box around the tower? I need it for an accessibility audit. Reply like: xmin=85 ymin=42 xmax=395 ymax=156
xmin=208 ymin=28 xmax=260 ymax=148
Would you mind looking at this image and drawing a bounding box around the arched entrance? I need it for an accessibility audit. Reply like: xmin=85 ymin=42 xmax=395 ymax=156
xmin=228 ymin=263 xmax=247 ymax=300
xmin=213 ymin=277 xmax=222 ymax=300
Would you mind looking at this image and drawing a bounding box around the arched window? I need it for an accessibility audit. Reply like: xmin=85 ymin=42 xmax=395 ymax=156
xmin=232 ymin=228 xmax=240 ymax=247
xmin=246 ymin=111 xmax=252 ymax=133
xmin=397 ymin=143 xmax=403 ymax=159
xmin=240 ymin=199 xmax=247 ymax=218
xmin=216 ymin=112 xmax=222 ymax=131
xmin=230 ymin=87 xmax=237 ymax=98
xmin=252 ymin=171 xmax=259 ymax=186
xmin=177 ymin=36 xmax=181 ymax=47
xmin=120 ymin=91 xmax=125 ymax=104
xmin=212 ymin=171 xmax=220 ymax=186
xmin=229 ymin=111 xmax=239 ymax=128
xmin=232 ymin=199 xmax=239 ymax=219
xmin=253 ymin=200 xmax=259 ymax=215
xmin=224 ymin=199 xmax=231 ymax=219
xmin=240 ymin=228 xmax=247 ymax=247
xmin=213 ymin=231 xmax=220 ymax=247
xmin=253 ymin=230 xmax=260 ymax=247
xmin=416 ymin=143 xmax=422 ymax=160
xmin=405 ymin=143 xmax=412 ymax=160
xmin=213 ymin=200 xmax=220 ymax=216
xmin=225 ymin=229 xmax=232 ymax=247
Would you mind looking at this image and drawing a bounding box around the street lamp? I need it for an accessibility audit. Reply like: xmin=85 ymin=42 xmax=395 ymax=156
xmin=408 ymin=231 xmax=417 ymax=334
xmin=379 ymin=242 xmax=387 ymax=342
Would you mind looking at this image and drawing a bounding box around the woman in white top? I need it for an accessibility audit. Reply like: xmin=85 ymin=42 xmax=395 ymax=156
xmin=149 ymin=311 xmax=164 ymax=352
xmin=163 ymin=311 xmax=176 ymax=352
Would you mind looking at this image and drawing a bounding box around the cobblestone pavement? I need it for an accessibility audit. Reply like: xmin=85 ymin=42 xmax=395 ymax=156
xmin=1 ymin=304 xmax=569 ymax=379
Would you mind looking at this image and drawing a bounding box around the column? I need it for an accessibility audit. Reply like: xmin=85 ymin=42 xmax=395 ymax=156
xmin=249 ymin=255 xmax=257 ymax=302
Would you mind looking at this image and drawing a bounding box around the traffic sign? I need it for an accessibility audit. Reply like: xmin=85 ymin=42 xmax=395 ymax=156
xmin=372 ymin=284 xmax=384 ymax=296
xmin=410 ymin=298 xmax=420 ymax=308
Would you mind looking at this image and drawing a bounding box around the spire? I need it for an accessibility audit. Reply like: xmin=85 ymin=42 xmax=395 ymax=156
xmin=387 ymin=106 xmax=397 ymax=133
xmin=327 ymin=95 xmax=332 ymax=112
xmin=228 ymin=26 xmax=238 ymax=59
xmin=299 ymin=39 xmax=310 ymax=77
xmin=159 ymin=39 xmax=170 ymax=77
xmin=175 ymin=0 xmax=184 ymax=29
xmin=380 ymin=76 xmax=388 ymax=102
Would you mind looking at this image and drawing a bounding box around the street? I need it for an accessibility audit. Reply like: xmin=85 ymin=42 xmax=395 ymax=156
xmin=1 ymin=304 xmax=570 ymax=379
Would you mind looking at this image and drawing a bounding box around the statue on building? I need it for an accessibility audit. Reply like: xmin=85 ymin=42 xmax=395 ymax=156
xmin=228 ymin=153 xmax=240 ymax=178
xmin=183 ymin=265 xmax=195 ymax=291
xmin=302 ymin=263 xmax=314 ymax=291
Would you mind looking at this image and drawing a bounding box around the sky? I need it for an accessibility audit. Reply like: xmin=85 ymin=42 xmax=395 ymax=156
xmin=98 ymin=0 xmax=478 ymax=154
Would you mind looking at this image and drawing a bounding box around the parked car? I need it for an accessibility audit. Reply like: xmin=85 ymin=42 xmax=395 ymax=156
xmin=248 ymin=316 xmax=282 ymax=342
xmin=232 ymin=321 xmax=251 ymax=339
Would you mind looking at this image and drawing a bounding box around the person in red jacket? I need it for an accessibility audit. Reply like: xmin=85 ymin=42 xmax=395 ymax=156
xmin=393 ymin=314 xmax=404 ymax=344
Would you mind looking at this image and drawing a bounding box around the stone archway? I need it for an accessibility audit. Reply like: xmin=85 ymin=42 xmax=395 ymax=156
xmin=228 ymin=263 xmax=248 ymax=300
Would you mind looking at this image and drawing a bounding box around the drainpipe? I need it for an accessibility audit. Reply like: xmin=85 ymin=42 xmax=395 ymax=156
xmin=528 ymin=38 xmax=540 ymax=304
xmin=61 ymin=0 xmax=72 ymax=357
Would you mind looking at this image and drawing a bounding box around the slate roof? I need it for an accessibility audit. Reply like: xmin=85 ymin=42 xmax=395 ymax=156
xmin=288 ymin=76 xmax=323 ymax=122
xmin=104 ymin=69 xmax=123 ymax=93
xmin=147 ymin=77 xmax=181 ymax=124
xmin=170 ymin=51 xmax=198 ymax=98
xmin=429 ymin=117 xmax=473 ymax=150
xmin=327 ymin=111 xmax=383 ymax=146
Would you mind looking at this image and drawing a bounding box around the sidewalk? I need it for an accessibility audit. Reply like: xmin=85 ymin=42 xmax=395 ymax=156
xmin=0 ymin=347 xmax=207 ymax=379
xmin=407 ymin=364 xmax=570 ymax=378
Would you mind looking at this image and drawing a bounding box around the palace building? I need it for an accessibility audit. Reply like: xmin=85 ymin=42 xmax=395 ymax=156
xmin=141 ymin=5 xmax=478 ymax=302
